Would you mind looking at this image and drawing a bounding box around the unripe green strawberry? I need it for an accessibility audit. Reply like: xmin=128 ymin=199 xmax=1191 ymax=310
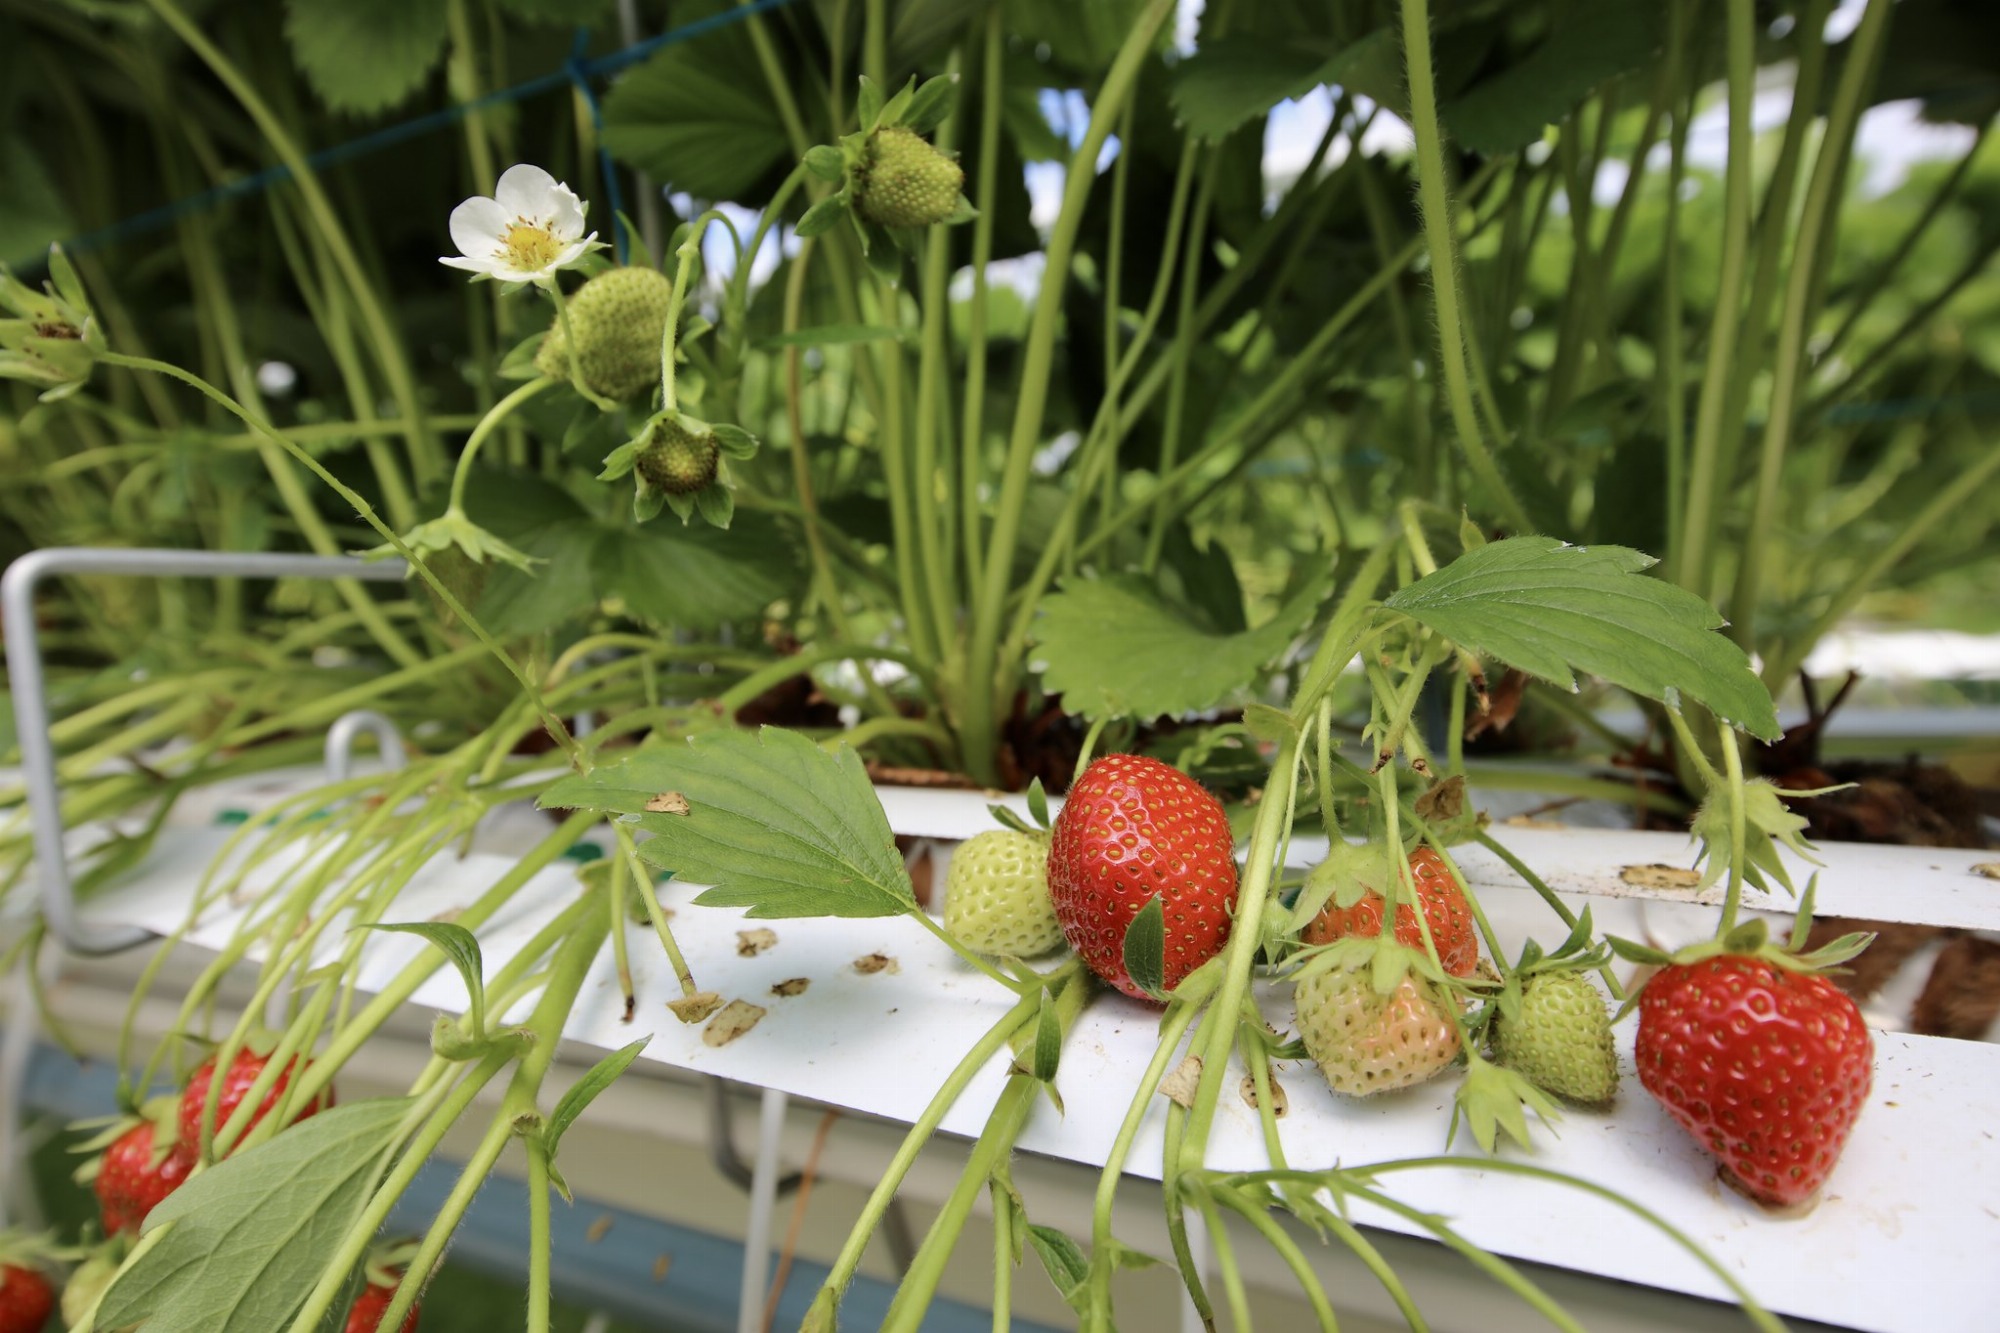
xmin=855 ymin=128 xmax=964 ymax=229
xmin=636 ymin=416 xmax=720 ymax=495
xmin=1295 ymin=960 xmax=1459 ymax=1097
xmin=534 ymin=265 xmax=673 ymax=401
xmin=1493 ymin=971 xmax=1619 ymax=1106
xmin=944 ymin=830 xmax=1063 ymax=958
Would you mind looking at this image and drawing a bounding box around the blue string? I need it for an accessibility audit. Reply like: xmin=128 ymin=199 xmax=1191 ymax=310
xmin=11 ymin=0 xmax=801 ymax=272
xmin=568 ymin=28 xmax=626 ymax=265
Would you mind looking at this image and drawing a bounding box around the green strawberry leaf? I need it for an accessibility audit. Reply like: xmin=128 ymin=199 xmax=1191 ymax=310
xmin=1443 ymin=1 xmax=1667 ymax=155
xmin=283 ymin=0 xmax=450 ymax=116
xmin=601 ymin=18 xmax=790 ymax=200
xmin=1122 ymin=897 xmax=1167 ymax=1000
xmin=1032 ymin=573 xmax=1320 ymax=723
xmin=541 ymin=728 xmax=915 ymax=919
xmin=361 ymin=922 xmax=486 ymax=1038
xmin=542 ymin=1038 xmax=649 ymax=1203
xmin=1383 ymin=538 xmax=1780 ymax=742
xmin=98 ymin=1099 xmax=411 ymax=1332
xmin=1168 ymin=30 xmax=1398 ymax=141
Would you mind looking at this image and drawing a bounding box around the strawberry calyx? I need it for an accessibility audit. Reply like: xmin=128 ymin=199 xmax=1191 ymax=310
xmin=1451 ymin=1050 xmax=1563 ymax=1154
xmin=0 ymin=1227 xmax=75 ymax=1271
xmin=1486 ymin=906 xmax=1611 ymax=1032
xmin=985 ymin=776 xmax=1052 ymax=836
xmin=1607 ymin=881 xmax=1874 ymax=1018
xmin=361 ymin=1238 xmax=422 ymax=1290
xmin=793 ymin=73 xmax=976 ymax=278
xmin=70 ymin=1094 xmax=181 ymax=1185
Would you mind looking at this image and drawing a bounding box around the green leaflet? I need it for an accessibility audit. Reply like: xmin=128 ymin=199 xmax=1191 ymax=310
xmin=97 ymin=1099 xmax=412 ymax=1333
xmin=1443 ymin=2 xmax=1666 ymax=154
xmin=1169 ymin=30 xmax=1399 ymax=141
xmin=283 ymin=0 xmax=450 ymax=116
xmin=1383 ymin=537 xmax=1780 ymax=741
xmin=542 ymin=1038 xmax=649 ymax=1202
xmin=541 ymin=727 xmax=915 ymax=919
xmin=1031 ymin=573 xmax=1321 ymax=724
xmin=600 ymin=16 xmax=789 ymax=201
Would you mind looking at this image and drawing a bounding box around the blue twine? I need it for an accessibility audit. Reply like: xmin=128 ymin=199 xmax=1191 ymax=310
xmin=11 ymin=0 xmax=801 ymax=272
xmin=568 ymin=28 xmax=626 ymax=265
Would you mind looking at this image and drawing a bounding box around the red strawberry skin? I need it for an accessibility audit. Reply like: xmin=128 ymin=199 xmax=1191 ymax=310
xmin=95 ymin=1121 xmax=194 ymax=1235
xmin=344 ymin=1277 xmax=420 ymax=1333
xmin=1636 ymin=955 xmax=1873 ymax=1207
xmin=180 ymin=1049 xmax=332 ymax=1153
xmin=1048 ymin=754 xmax=1237 ymax=1000
xmin=0 ymin=1264 xmax=54 ymax=1333
xmin=1303 ymin=846 xmax=1480 ymax=977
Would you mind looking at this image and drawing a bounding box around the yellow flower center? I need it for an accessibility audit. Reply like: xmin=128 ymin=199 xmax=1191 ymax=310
xmin=496 ymin=216 xmax=562 ymax=272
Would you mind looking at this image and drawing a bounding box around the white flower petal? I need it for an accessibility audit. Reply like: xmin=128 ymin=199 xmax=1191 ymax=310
xmin=547 ymin=183 xmax=587 ymax=239
xmin=495 ymin=163 xmax=561 ymax=221
xmin=550 ymin=236 xmax=595 ymax=271
xmin=440 ymin=255 xmax=498 ymax=275
xmin=449 ymin=196 xmax=510 ymax=260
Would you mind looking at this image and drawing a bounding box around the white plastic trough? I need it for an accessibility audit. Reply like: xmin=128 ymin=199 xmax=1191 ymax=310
xmin=69 ymin=771 xmax=2000 ymax=1333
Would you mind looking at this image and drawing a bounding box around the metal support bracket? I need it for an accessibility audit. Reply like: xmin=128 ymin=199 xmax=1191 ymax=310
xmin=2 ymin=547 xmax=407 ymax=956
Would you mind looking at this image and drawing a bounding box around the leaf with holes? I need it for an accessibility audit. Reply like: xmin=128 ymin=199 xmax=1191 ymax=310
xmin=1383 ymin=538 xmax=1779 ymax=741
xmin=540 ymin=728 xmax=914 ymax=919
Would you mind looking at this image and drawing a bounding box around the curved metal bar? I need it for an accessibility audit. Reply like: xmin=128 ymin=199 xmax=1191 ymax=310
xmin=324 ymin=709 xmax=408 ymax=783
xmin=1 ymin=547 xmax=408 ymax=957
xmin=706 ymin=1075 xmax=802 ymax=1197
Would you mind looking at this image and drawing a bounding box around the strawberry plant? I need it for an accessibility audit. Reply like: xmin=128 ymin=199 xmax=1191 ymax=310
xmin=2 ymin=0 xmax=1992 ymax=1328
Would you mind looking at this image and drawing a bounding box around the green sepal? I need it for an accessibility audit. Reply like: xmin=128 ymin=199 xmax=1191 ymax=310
xmin=986 ymin=803 xmax=1039 ymax=836
xmin=877 ymin=75 xmax=917 ymax=128
xmin=1451 ymin=1051 xmax=1563 ymax=1154
xmin=712 ymin=422 xmax=760 ymax=459
xmin=856 ymin=75 xmax=884 ymax=128
xmin=693 ymin=481 xmax=735 ymax=529
xmin=1025 ymin=778 xmax=1051 ymax=830
xmin=1122 ymin=897 xmax=1167 ymax=1000
xmin=802 ymin=144 xmax=846 ymax=181
xmin=900 ymin=73 xmax=958 ymax=135
xmin=796 ymin=192 xmax=848 ymax=238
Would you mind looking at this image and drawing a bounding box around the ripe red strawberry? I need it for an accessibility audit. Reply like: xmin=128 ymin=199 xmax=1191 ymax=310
xmin=344 ymin=1273 xmax=420 ymax=1332
xmin=92 ymin=1119 xmax=193 ymax=1235
xmin=0 ymin=1255 xmax=54 ymax=1333
xmin=1048 ymin=754 xmax=1237 ymax=1000
xmin=1303 ymin=846 xmax=1479 ymax=977
xmin=180 ymin=1047 xmax=333 ymax=1155
xmin=1295 ymin=954 xmax=1460 ymax=1096
xmin=1636 ymin=954 xmax=1872 ymax=1207
xmin=0 ymin=1232 xmax=53 ymax=1328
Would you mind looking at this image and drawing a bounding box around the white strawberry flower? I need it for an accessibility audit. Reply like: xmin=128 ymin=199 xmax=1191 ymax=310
xmin=441 ymin=164 xmax=601 ymax=287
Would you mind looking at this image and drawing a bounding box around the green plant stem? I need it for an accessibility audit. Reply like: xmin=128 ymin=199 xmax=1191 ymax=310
xmin=376 ymin=908 xmax=612 ymax=1331
xmin=1730 ymin=0 xmax=1890 ymax=649
xmin=1717 ymin=720 xmax=1749 ymax=933
xmin=526 ymin=1142 xmax=555 ymax=1333
xmin=811 ymin=979 xmax=1050 ymax=1316
xmin=1080 ymin=998 xmax=1201 ymax=1331
xmin=544 ymin=280 xmax=619 ymax=413
xmin=959 ymin=5 xmax=1005 ymax=607
xmin=615 ymin=825 xmax=700 ymax=997
xmin=989 ymin=1179 xmax=1014 ymax=1333
xmin=448 ymin=377 xmax=557 ymax=512
xmin=141 ymin=0 xmax=442 ymax=486
xmin=1673 ymin=0 xmax=1756 ymax=595
xmin=283 ymin=1052 xmax=511 ymax=1333
xmin=958 ymin=0 xmax=1175 ymax=786
xmin=714 ymin=641 xmax=931 ymax=714
xmin=1398 ymin=0 xmax=1529 ymax=532
xmin=880 ymin=1074 xmax=1037 ymax=1333
xmin=1768 ymin=429 xmax=2000 ymax=684
xmin=1212 ymin=1187 xmax=1340 ymax=1332
xmin=285 ymin=812 xmax=596 ymax=1111
xmin=660 ymin=211 xmax=731 ymax=410
xmin=96 ymin=351 xmax=582 ymax=765
xmin=911 ymin=54 xmax=964 ymax=647
xmin=1821 ymin=123 xmax=1988 ymax=367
